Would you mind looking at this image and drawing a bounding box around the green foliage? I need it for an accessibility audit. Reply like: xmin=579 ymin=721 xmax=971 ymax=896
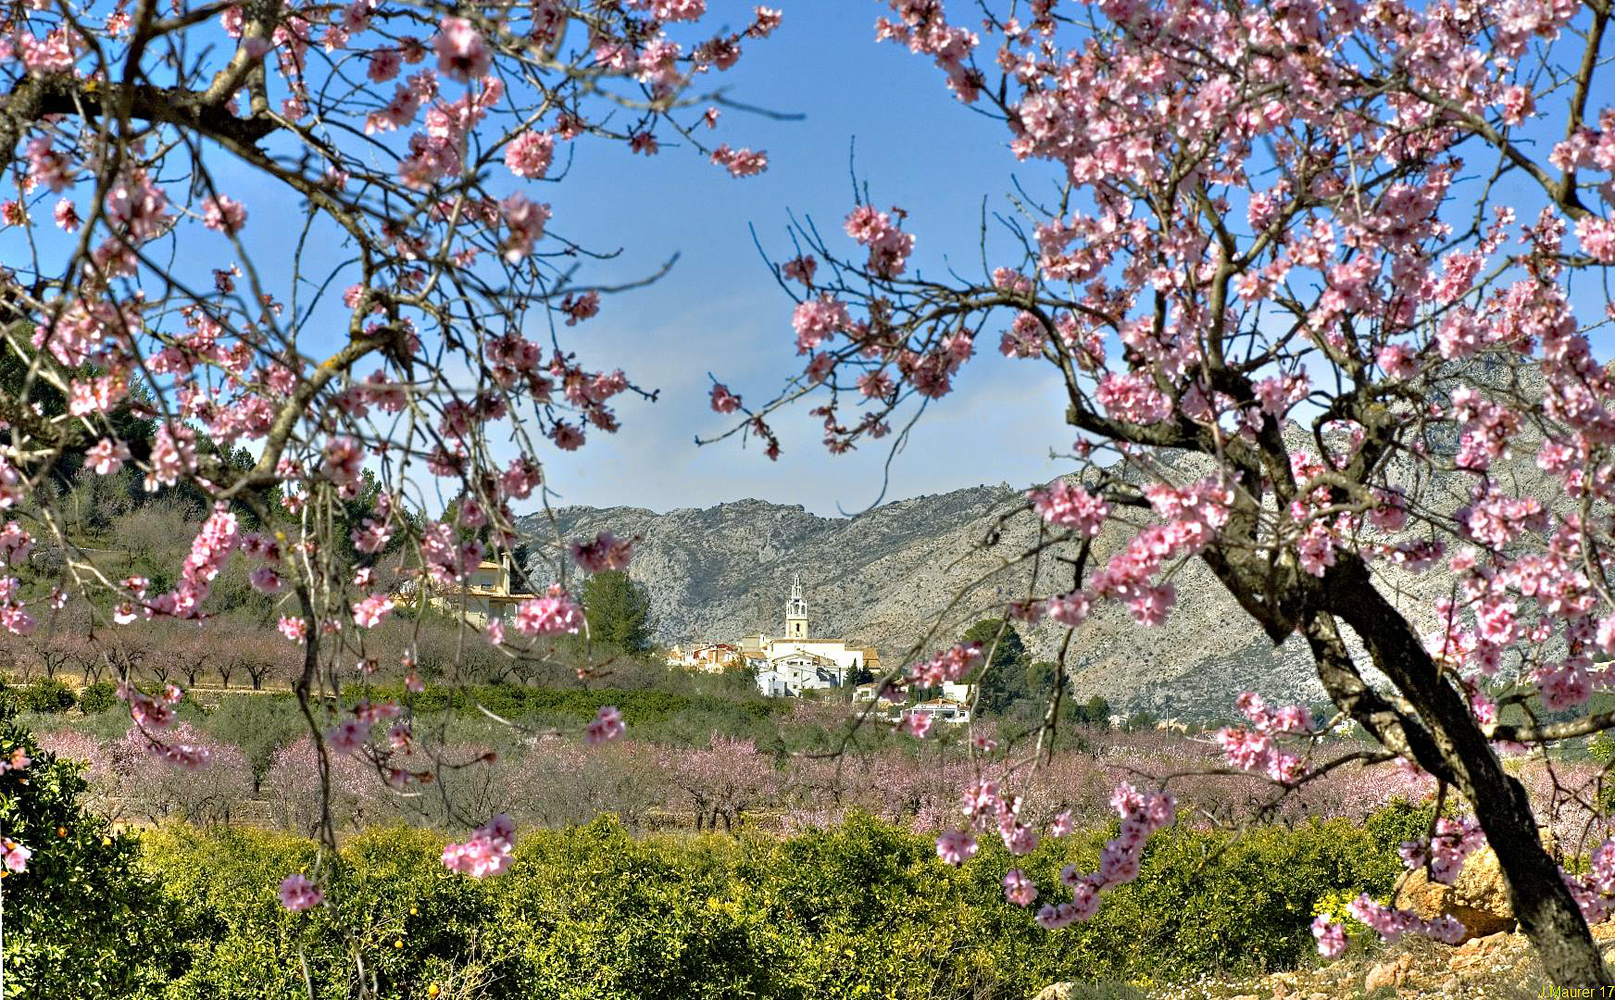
xmin=0 ymin=694 xmax=186 ymax=998
xmin=1312 ymin=889 xmax=1380 ymax=958
xmin=332 ymin=469 xmax=413 ymax=565
xmin=142 ymin=824 xmax=503 ymax=1000
xmin=1052 ymin=818 xmax=1405 ymax=979
xmin=15 ymin=677 xmax=76 ymax=714
xmin=961 ymin=618 xmax=1034 ymax=715
xmin=136 ymin=807 xmax=1414 ymax=999
xmin=202 ymin=559 xmax=282 ymax=622
xmin=965 ymin=618 xmax=1028 ymax=683
xmin=1362 ymin=796 xmax=1439 ymax=856
xmin=76 ymin=682 xmax=118 ymax=715
xmin=1590 ymin=731 xmax=1615 ymax=765
xmin=0 ymin=336 xmax=156 ymax=493
xmin=582 ymin=570 xmax=654 ymax=653
xmin=199 ymin=696 xmax=308 ymax=785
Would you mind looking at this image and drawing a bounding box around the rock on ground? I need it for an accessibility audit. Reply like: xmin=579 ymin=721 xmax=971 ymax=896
xmin=1392 ymin=845 xmax=1516 ymax=941
xmin=1034 ymin=921 xmax=1615 ymax=998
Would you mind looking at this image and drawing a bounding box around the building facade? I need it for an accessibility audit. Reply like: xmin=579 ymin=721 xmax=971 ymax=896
xmin=400 ymin=552 xmax=537 ymax=627
xmin=746 ymin=574 xmax=875 ymax=697
xmin=666 ymin=643 xmax=743 ymax=673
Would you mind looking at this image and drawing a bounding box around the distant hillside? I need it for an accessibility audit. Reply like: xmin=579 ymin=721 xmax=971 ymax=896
xmin=514 ymin=476 xmax=1388 ymax=719
xmin=517 ymin=482 xmax=1021 ymax=654
xmin=508 ymin=360 xmax=1564 ymax=716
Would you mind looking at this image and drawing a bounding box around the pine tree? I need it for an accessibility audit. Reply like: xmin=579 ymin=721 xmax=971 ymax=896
xmin=582 ymin=571 xmax=653 ymax=653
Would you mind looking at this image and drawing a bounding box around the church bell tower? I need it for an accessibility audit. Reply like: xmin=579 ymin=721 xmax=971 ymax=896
xmin=785 ymin=573 xmax=808 ymax=639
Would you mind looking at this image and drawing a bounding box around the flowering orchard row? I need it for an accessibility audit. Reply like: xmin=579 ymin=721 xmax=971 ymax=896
xmin=36 ymin=718 xmax=1449 ymax=833
xmin=32 ymin=704 xmax=1615 ymax=941
xmin=5 ymin=0 xmax=1615 ymax=985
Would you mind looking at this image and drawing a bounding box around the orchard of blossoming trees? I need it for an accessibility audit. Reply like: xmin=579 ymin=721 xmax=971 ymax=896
xmin=5 ymin=0 xmax=1615 ymax=991
xmin=710 ymin=0 xmax=1615 ymax=987
xmin=0 ymin=0 xmax=780 ymax=975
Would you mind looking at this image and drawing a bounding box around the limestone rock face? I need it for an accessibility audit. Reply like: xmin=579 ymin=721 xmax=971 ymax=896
xmin=1393 ymin=847 xmax=1516 ymax=941
xmin=1363 ymin=952 xmax=1415 ymax=991
xmin=1448 ymin=931 xmax=1516 ymax=984
xmin=518 ymin=483 xmax=1350 ymax=716
xmin=518 ymin=404 xmax=1550 ymax=718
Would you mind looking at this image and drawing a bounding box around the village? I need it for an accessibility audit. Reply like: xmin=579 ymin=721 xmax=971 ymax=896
xmin=410 ymin=561 xmax=1213 ymax=733
xmin=663 ymin=575 xmax=977 ymax=727
xmin=396 ymin=557 xmax=975 ymax=724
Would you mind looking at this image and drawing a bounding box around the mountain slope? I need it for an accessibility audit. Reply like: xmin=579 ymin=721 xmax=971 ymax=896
xmin=513 ymin=364 xmax=1562 ymax=717
xmin=515 ymin=480 xmax=1353 ymax=717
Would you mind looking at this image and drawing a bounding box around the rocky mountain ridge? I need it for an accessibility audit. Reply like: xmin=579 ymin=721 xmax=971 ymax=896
xmin=515 ymin=479 xmax=1366 ymax=718
xmin=511 ymin=360 xmax=1571 ymax=717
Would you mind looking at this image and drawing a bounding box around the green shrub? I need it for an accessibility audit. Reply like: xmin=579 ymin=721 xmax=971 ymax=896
xmin=136 ymin=807 xmax=1414 ymax=999
xmin=16 ymin=677 xmax=75 ymax=714
xmin=0 ymin=696 xmax=187 ymax=999
xmin=200 ymin=695 xmax=306 ymax=785
xmin=1058 ymin=818 xmax=1404 ymax=980
xmin=1363 ymin=796 xmax=1439 ymax=855
xmin=76 ymin=681 xmax=117 ymax=715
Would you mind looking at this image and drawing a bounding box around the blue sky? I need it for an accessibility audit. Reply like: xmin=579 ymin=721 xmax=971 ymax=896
xmin=0 ymin=3 xmax=1074 ymax=518
xmin=18 ymin=4 xmax=1606 ymax=519
xmin=529 ymin=3 xmax=1074 ymax=516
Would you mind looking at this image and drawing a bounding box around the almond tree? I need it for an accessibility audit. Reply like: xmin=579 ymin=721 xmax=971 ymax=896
xmin=666 ymin=732 xmax=777 ymax=831
xmin=0 ymin=0 xmax=778 ymax=979
xmin=719 ymin=0 xmax=1615 ymax=985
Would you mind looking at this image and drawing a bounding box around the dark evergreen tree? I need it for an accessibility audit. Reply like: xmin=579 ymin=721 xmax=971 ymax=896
xmin=582 ymin=570 xmax=653 ymax=653
xmin=962 ymin=618 xmax=1031 ymax=713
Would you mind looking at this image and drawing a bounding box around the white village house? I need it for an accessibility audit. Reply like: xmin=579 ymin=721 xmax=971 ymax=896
xmin=904 ymin=698 xmax=972 ymax=725
xmin=665 ymin=642 xmax=743 ymax=673
xmin=745 ymin=574 xmax=879 ymax=698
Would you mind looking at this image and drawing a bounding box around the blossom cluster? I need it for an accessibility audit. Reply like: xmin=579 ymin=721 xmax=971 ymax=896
xmin=513 ymin=585 xmax=585 ymax=637
xmin=1036 ymin=782 xmax=1176 ymax=929
xmin=1346 ymin=893 xmax=1466 ymax=946
xmin=907 ymin=642 xmax=983 ymax=688
xmin=934 ymin=769 xmax=1174 ymax=932
xmin=111 ymin=505 xmax=240 ymax=624
xmin=441 ymin=814 xmax=515 ymax=878
xmin=0 ymin=745 xmax=29 ymax=776
xmin=278 ymin=873 xmax=323 ymax=912
xmin=1215 ymin=692 xmax=1315 ymax=783
xmin=1028 ymin=479 xmax=1109 ymax=537
xmin=1399 ymin=817 xmax=1486 ymax=885
xmin=0 ymin=520 xmax=34 ymax=635
xmin=2 ymin=837 xmax=31 ymax=874
xmin=585 ymin=706 xmax=625 ymax=746
xmin=1311 ymin=914 xmax=1347 ymax=958
xmin=1562 ymin=838 xmax=1615 ymax=923
xmin=570 ymin=532 xmax=635 ymax=574
xmin=843 ymin=205 xmax=915 ymax=278
xmin=114 ymin=681 xmax=215 ymax=770
xmin=324 ymin=699 xmax=403 ymax=756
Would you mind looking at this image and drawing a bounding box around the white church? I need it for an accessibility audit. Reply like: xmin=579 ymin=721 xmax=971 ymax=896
xmin=743 ymin=574 xmax=877 ymax=698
